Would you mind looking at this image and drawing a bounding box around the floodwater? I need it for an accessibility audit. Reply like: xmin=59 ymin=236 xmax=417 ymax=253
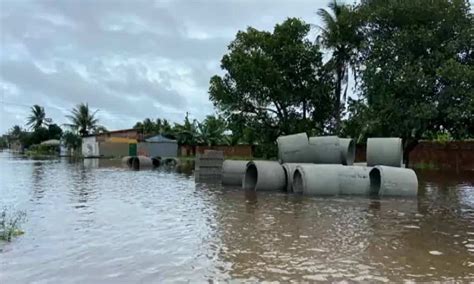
xmin=0 ymin=152 xmax=473 ymax=282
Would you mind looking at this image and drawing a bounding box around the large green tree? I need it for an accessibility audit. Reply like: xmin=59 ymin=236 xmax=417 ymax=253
xmin=26 ymin=105 xmax=48 ymax=131
xmin=173 ymin=113 xmax=199 ymax=145
xmin=349 ymin=0 xmax=473 ymax=164
xmin=317 ymin=0 xmax=362 ymax=133
xmin=66 ymin=103 xmax=100 ymax=136
xmin=209 ymin=18 xmax=334 ymax=147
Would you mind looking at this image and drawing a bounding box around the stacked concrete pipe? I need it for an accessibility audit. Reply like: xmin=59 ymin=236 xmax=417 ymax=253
xmin=369 ymin=166 xmax=418 ymax=197
xmin=121 ymin=156 xmax=134 ymax=168
xmin=277 ymin=133 xmax=310 ymax=163
xmin=339 ymin=138 xmax=356 ymax=165
xmin=282 ymin=163 xmax=311 ymax=192
xmin=243 ymin=161 xmax=286 ymax=191
xmin=292 ymin=164 xmax=340 ymax=195
xmin=307 ymin=136 xmax=341 ymax=164
xmin=367 ymin=138 xmax=403 ymax=167
xmin=131 ymin=156 xmax=153 ymax=170
xmin=338 ymin=166 xmax=373 ymax=195
xmin=222 ymin=160 xmax=248 ymax=186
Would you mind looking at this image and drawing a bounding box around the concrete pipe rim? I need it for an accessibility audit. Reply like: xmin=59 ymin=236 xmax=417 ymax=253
xmin=344 ymin=139 xmax=355 ymax=165
xmin=243 ymin=163 xmax=258 ymax=191
xmin=282 ymin=164 xmax=291 ymax=192
xmin=292 ymin=169 xmax=305 ymax=194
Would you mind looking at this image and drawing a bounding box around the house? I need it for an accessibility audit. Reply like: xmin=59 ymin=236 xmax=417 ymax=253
xmin=82 ymin=129 xmax=141 ymax=158
xmin=138 ymin=134 xmax=178 ymax=158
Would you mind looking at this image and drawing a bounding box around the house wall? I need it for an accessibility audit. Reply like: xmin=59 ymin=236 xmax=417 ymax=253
xmin=138 ymin=142 xmax=178 ymax=158
xmin=82 ymin=136 xmax=99 ymax=157
xmin=99 ymin=142 xmax=130 ymax=158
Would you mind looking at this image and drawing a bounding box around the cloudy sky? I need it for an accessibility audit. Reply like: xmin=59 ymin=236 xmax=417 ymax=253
xmin=0 ymin=0 xmax=333 ymax=133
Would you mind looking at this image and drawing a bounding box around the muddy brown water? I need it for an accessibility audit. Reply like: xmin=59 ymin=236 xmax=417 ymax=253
xmin=0 ymin=152 xmax=473 ymax=282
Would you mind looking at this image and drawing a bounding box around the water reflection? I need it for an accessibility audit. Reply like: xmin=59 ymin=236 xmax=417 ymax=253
xmin=0 ymin=151 xmax=473 ymax=282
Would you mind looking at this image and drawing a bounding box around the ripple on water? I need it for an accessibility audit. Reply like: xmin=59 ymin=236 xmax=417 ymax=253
xmin=0 ymin=152 xmax=473 ymax=282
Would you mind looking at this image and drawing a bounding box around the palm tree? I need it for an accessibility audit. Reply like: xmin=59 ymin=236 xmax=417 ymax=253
xmin=26 ymin=105 xmax=48 ymax=130
xmin=197 ymin=115 xmax=227 ymax=146
xmin=66 ymin=103 xmax=100 ymax=136
xmin=317 ymin=0 xmax=361 ymax=133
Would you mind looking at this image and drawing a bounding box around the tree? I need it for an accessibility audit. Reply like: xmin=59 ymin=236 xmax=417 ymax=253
xmin=47 ymin=124 xmax=63 ymax=140
xmin=66 ymin=103 xmax=100 ymax=136
xmin=209 ymin=18 xmax=334 ymax=147
xmin=351 ymin=0 xmax=473 ymax=165
xmin=62 ymin=131 xmax=82 ymax=151
xmin=317 ymin=0 xmax=362 ymax=133
xmin=26 ymin=105 xmax=49 ymax=131
xmin=173 ymin=113 xmax=198 ymax=145
xmin=197 ymin=115 xmax=227 ymax=146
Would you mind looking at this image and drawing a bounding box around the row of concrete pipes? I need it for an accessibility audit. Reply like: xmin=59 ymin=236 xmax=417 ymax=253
xmin=222 ymin=134 xmax=418 ymax=197
xmin=121 ymin=156 xmax=178 ymax=170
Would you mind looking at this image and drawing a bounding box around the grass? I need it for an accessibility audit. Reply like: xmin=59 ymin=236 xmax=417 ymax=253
xmin=412 ymin=162 xmax=440 ymax=170
xmin=1 ymin=208 xmax=26 ymax=242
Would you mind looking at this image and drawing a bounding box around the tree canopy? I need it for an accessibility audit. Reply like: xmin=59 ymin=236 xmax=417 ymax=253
xmin=209 ymin=18 xmax=334 ymax=148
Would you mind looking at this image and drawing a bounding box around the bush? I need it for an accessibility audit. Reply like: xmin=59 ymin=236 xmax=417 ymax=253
xmin=1 ymin=208 xmax=26 ymax=242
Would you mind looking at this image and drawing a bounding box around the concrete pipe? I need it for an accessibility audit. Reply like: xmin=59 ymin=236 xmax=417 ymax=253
xmin=339 ymin=138 xmax=355 ymax=165
xmin=338 ymin=166 xmax=373 ymax=195
xmin=308 ymin=136 xmax=341 ymax=164
xmin=277 ymin=133 xmax=310 ymax=163
xmin=282 ymin=163 xmax=311 ymax=192
xmin=121 ymin=156 xmax=134 ymax=168
xmin=243 ymin=161 xmax=286 ymax=191
xmin=369 ymin=166 xmax=418 ymax=197
xmin=222 ymin=160 xmax=248 ymax=186
xmin=131 ymin=156 xmax=153 ymax=170
xmin=292 ymin=164 xmax=339 ymax=195
xmin=367 ymin=138 xmax=403 ymax=167
xmin=151 ymin=157 xmax=161 ymax=167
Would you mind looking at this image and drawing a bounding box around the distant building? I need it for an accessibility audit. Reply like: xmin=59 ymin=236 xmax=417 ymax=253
xmin=82 ymin=129 xmax=177 ymax=158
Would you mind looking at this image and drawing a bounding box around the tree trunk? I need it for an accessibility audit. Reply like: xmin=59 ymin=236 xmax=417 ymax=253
xmin=334 ymin=64 xmax=343 ymax=135
xmin=302 ymin=100 xmax=307 ymax=120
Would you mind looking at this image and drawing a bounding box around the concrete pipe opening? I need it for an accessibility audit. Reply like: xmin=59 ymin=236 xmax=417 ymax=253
xmin=369 ymin=166 xmax=418 ymax=197
xmin=369 ymin=167 xmax=381 ymax=195
xmin=367 ymin=138 xmax=403 ymax=167
xmin=243 ymin=163 xmax=258 ymax=190
xmin=292 ymin=169 xmax=304 ymax=194
xmin=121 ymin=156 xmax=135 ymax=169
xmin=243 ymin=161 xmax=286 ymax=191
xmin=222 ymin=160 xmax=248 ymax=186
xmin=132 ymin=156 xmax=153 ymax=170
xmin=151 ymin=157 xmax=161 ymax=167
xmin=340 ymin=138 xmax=355 ymax=166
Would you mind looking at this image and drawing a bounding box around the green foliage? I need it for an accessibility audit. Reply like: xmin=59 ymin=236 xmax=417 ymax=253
xmin=209 ymin=18 xmax=334 ymax=146
xmin=63 ymin=131 xmax=82 ymax=150
xmin=1 ymin=208 xmax=26 ymax=242
xmin=0 ymin=136 xmax=7 ymax=148
xmin=47 ymin=124 xmax=63 ymax=140
xmin=26 ymin=144 xmax=59 ymax=156
xmin=173 ymin=113 xmax=198 ymax=145
xmin=345 ymin=0 xmax=473 ymax=155
xmin=197 ymin=115 xmax=227 ymax=146
xmin=66 ymin=103 xmax=100 ymax=136
xmin=133 ymin=118 xmax=174 ymax=137
xmin=26 ymin=104 xmax=48 ymax=131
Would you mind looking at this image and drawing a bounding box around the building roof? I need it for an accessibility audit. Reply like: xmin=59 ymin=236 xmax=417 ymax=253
xmin=83 ymin=128 xmax=138 ymax=137
xmin=145 ymin=134 xmax=177 ymax=143
xmin=41 ymin=139 xmax=61 ymax=146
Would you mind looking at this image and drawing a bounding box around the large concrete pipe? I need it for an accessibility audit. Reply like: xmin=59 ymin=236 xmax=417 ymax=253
xmin=367 ymin=138 xmax=403 ymax=167
xmin=121 ymin=156 xmax=134 ymax=168
xmin=277 ymin=133 xmax=310 ymax=163
xmin=338 ymin=166 xmax=373 ymax=195
xmin=243 ymin=161 xmax=286 ymax=191
xmin=339 ymin=138 xmax=355 ymax=165
xmin=292 ymin=164 xmax=339 ymax=195
xmin=131 ymin=156 xmax=153 ymax=170
xmin=222 ymin=160 xmax=248 ymax=186
xmin=308 ymin=136 xmax=341 ymax=164
xmin=369 ymin=166 xmax=418 ymax=197
xmin=282 ymin=163 xmax=311 ymax=192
